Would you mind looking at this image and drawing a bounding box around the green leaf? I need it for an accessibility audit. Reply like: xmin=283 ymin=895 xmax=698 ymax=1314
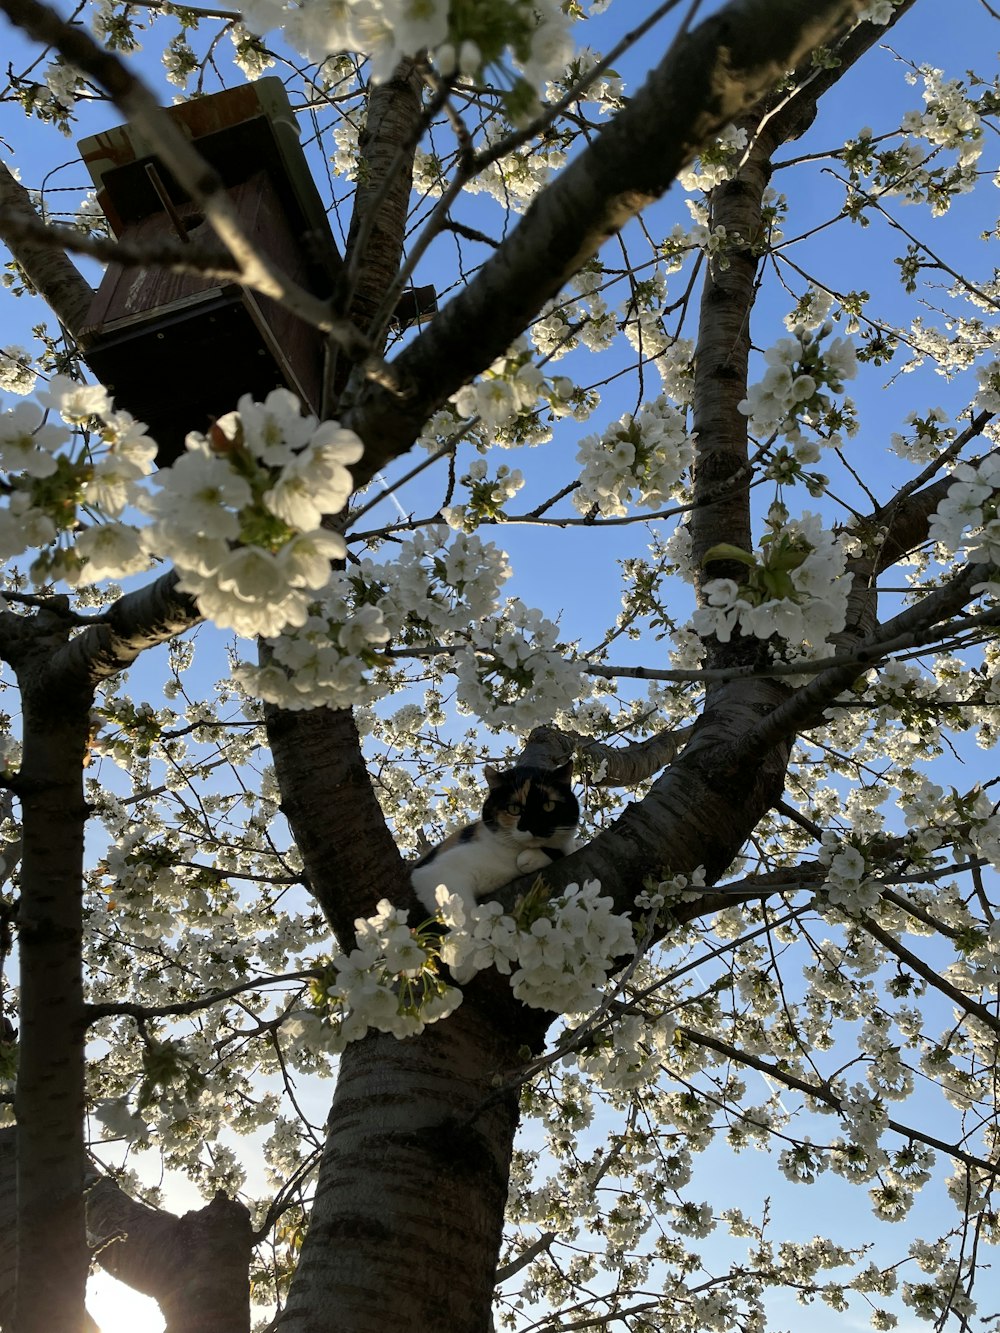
xmin=701 ymin=543 xmax=757 ymax=569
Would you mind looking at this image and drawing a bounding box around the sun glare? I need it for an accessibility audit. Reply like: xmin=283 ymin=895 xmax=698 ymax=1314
xmin=88 ymin=1273 xmax=165 ymax=1333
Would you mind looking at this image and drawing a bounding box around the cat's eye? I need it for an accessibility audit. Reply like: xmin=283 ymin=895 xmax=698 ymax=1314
xmin=506 ymin=802 xmax=521 ymax=815
xmin=542 ymin=800 xmax=556 ymax=812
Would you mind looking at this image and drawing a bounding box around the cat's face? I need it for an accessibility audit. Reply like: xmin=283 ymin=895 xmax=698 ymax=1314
xmin=482 ymin=762 xmax=578 ymax=845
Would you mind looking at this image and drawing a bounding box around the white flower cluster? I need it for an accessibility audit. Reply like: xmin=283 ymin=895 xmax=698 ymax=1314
xmin=974 ymin=359 xmax=1000 ymax=413
xmin=890 ymin=407 xmax=953 ymax=463
xmin=452 ymin=356 xmax=547 ymax=429
xmin=234 ymin=595 xmax=392 ymax=711
xmin=449 ymin=343 xmax=589 ymax=444
xmin=926 ymin=451 xmax=1000 ymax=563
xmin=838 ymin=1083 xmax=889 ymax=1155
xmin=0 ymin=377 xmax=157 ymax=582
xmin=454 ymin=601 xmax=592 ymax=732
xmin=236 ymin=527 xmax=513 ymax=710
xmin=940 ymin=786 xmax=1000 ymax=879
xmin=857 ymin=0 xmax=902 ymax=23
xmin=441 ymin=458 xmax=525 ymax=530
xmin=434 ymin=880 xmax=635 ymax=1014
xmin=784 ymin=286 xmax=835 ymax=334
xmin=678 ymin=125 xmax=749 ymax=194
xmin=301 ymin=899 xmax=463 ymax=1049
xmin=691 ymin=508 xmax=850 ymax=652
xmin=239 ymin=0 xmax=572 ymax=103
xmin=901 ymin=65 xmax=984 ymax=176
xmin=463 ymin=124 xmax=567 ymax=210
xmin=817 ymin=840 xmax=881 ymax=915
xmin=140 ymin=388 xmax=361 ymax=637
xmin=0 ymin=345 xmax=36 ymax=395
xmin=0 ymin=379 xmax=365 ymax=627
xmin=574 ymin=397 xmax=694 ymax=517
xmin=738 ymin=323 xmax=858 ymax=455
xmin=290 ymin=881 xmax=636 ymax=1045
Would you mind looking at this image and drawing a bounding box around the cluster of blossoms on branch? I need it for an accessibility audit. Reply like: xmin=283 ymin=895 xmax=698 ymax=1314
xmin=435 ymin=878 xmax=635 ymax=1012
xmin=0 ymin=380 xmax=365 ymax=638
xmin=235 ymin=512 xmax=588 ymax=728
xmin=573 ymin=397 xmax=694 ymax=518
xmin=927 ymin=415 xmax=1000 ymax=564
xmin=238 ymin=0 xmax=572 ymax=117
xmin=688 ymin=505 xmax=852 ymax=654
xmin=817 ymin=838 xmax=881 ymax=915
xmin=0 ymin=377 xmax=156 ymax=581
xmin=287 ymin=881 xmax=636 ymax=1054
xmin=0 ymin=344 xmax=35 ymax=396
xmin=141 ymin=389 xmax=360 ymax=637
xmin=738 ymin=321 xmax=859 ymax=458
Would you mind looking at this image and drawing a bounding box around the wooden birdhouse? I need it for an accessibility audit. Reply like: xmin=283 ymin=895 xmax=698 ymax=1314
xmin=76 ymin=80 xmax=344 ymax=465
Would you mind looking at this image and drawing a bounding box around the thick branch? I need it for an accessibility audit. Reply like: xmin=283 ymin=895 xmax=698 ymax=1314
xmin=50 ymin=572 xmax=199 ymax=688
xmin=341 ymin=62 xmax=424 ymax=331
xmin=0 ymin=158 xmax=94 ymax=336
xmin=86 ymin=1179 xmax=252 ymax=1333
xmin=520 ymin=723 xmax=693 ymax=786
xmin=689 ymin=107 xmax=796 ymax=592
xmin=265 ymin=705 xmax=409 ymax=946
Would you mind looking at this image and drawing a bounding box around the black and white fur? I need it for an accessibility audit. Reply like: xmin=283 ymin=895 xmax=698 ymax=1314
xmin=412 ymin=762 xmax=580 ymax=913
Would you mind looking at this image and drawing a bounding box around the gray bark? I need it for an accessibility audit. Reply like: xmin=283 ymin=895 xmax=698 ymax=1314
xmin=0 ymin=160 xmax=94 ymax=337
xmin=86 ymin=1182 xmax=253 ymax=1333
xmin=277 ymin=996 xmax=539 ymax=1333
xmin=4 ymin=615 xmax=93 ymax=1333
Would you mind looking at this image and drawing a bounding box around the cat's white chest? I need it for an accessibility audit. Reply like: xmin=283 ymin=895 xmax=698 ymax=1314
xmin=412 ymin=837 xmax=522 ymax=911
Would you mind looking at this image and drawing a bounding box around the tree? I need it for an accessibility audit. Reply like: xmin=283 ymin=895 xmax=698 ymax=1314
xmin=0 ymin=0 xmax=999 ymax=1329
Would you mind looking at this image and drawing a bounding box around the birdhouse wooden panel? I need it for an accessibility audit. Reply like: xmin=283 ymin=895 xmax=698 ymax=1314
xmin=76 ymin=81 xmax=343 ymax=465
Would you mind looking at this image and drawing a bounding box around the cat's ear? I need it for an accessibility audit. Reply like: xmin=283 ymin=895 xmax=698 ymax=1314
xmin=484 ymin=765 xmax=503 ymax=789
xmin=552 ymin=760 xmax=574 ymax=785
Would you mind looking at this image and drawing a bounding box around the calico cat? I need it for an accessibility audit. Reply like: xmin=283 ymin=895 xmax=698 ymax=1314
xmin=411 ymin=761 xmax=580 ymax=913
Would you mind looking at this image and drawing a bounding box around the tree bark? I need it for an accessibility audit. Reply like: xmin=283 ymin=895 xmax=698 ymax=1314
xmin=0 ymin=160 xmax=94 ymax=337
xmin=334 ymin=59 xmax=424 ymax=388
xmin=265 ymin=706 xmax=410 ymax=946
xmin=7 ymin=621 xmax=94 ymax=1332
xmin=87 ymin=1183 xmax=253 ymax=1333
xmin=277 ymin=990 xmax=542 ymax=1333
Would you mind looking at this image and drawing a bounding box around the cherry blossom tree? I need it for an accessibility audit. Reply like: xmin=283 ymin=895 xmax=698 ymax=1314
xmin=0 ymin=1 xmax=999 ymax=1331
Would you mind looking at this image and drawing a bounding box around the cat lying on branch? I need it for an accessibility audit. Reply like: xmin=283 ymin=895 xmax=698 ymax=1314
xmin=411 ymin=762 xmax=580 ymax=912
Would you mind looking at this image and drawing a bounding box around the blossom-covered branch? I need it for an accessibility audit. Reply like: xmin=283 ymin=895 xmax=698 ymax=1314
xmin=344 ymin=0 xmax=876 ymax=486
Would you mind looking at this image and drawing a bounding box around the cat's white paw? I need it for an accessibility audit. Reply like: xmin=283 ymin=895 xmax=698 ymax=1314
xmin=516 ymin=848 xmax=551 ymax=874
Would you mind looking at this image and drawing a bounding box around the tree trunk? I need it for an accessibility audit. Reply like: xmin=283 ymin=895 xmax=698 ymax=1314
xmin=278 ymin=988 xmax=538 ymax=1333
xmin=13 ymin=675 xmax=92 ymax=1332
xmin=265 ymin=705 xmax=410 ymax=945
